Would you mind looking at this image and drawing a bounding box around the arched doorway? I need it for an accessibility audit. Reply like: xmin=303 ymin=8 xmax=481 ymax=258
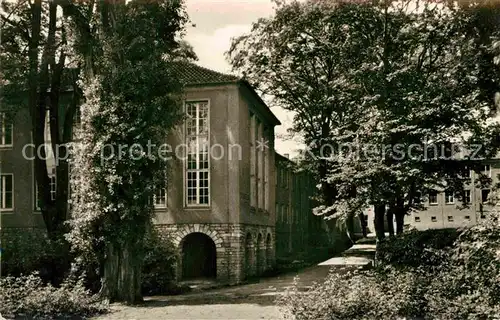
xmin=181 ymin=232 xmax=216 ymax=279
xmin=256 ymin=233 xmax=264 ymax=274
xmin=245 ymin=233 xmax=254 ymax=278
xmin=266 ymin=233 xmax=273 ymax=270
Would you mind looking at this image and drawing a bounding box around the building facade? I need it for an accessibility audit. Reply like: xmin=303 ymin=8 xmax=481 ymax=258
xmin=364 ymin=162 xmax=498 ymax=232
xmin=274 ymin=153 xmax=330 ymax=259
xmin=0 ymin=62 xmax=330 ymax=285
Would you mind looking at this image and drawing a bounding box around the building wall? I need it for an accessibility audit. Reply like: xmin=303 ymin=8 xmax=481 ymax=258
xmin=152 ymin=83 xmax=278 ymax=284
xmin=2 ymin=80 xmax=317 ymax=285
xmin=274 ymin=154 xmax=328 ymax=259
xmin=1 ymin=107 xmax=45 ymax=228
xmin=365 ymin=162 xmax=499 ymax=231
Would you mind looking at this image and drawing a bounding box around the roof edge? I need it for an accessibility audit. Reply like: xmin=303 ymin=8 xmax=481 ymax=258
xmin=238 ymin=80 xmax=281 ymax=126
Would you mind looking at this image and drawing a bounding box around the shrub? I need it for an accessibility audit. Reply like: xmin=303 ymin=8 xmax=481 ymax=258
xmin=1 ymin=229 xmax=57 ymax=278
xmin=141 ymin=229 xmax=187 ymax=296
xmin=277 ymin=269 xmax=431 ymax=320
xmin=376 ymin=228 xmax=459 ymax=269
xmin=0 ymin=273 xmax=107 ymax=319
xmin=279 ymin=221 xmax=500 ymax=320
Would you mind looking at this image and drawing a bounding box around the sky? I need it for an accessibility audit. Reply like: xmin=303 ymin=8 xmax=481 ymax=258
xmin=183 ymin=0 xmax=301 ymax=157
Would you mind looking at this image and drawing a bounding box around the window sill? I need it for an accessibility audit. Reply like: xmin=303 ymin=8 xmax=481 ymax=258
xmin=0 ymin=145 xmax=13 ymax=150
xmin=445 ymin=202 xmax=455 ymax=205
xmin=429 ymin=203 xmax=439 ymax=206
xmin=0 ymin=209 xmax=14 ymax=213
xmin=185 ymin=206 xmax=210 ymax=210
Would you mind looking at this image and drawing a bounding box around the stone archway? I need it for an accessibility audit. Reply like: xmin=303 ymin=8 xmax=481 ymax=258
xmin=180 ymin=232 xmax=216 ymax=279
xmin=266 ymin=233 xmax=273 ymax=270
xmin=256 ymin=233 xmax=265 ymax=275
xmin=245 ymin=233 xmax=255 ymax=278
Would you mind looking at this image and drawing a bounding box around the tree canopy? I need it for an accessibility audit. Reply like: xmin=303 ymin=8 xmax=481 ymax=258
xmin=228 ymin=0 xmax=500 ymax=239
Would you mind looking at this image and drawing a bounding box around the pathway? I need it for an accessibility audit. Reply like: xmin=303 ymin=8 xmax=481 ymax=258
xmin=93 ymin=240 xmax=376 ymax=320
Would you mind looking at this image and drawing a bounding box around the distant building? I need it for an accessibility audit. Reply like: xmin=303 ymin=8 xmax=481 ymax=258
xmin=364 ymin=162 xmax=498 ymax=231
xmin=274 ymin=153 xmax=328 ymax=259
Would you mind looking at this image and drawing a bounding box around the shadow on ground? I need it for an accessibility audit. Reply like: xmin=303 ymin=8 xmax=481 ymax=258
xmin=93 ymin=238 xmax=376 ymax=319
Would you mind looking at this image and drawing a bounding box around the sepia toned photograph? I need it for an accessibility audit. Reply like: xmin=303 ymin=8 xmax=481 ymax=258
xmin=2 ymin=0 xmax=500 ymax=319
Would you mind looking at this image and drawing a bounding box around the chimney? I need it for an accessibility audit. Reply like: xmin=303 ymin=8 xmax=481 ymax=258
xmin=284 ymin=153 xmax=289 ymax=159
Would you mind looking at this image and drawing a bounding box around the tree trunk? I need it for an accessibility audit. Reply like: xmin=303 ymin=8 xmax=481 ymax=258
xmin=395 ymin=213 xmax=405 ymax=234
xmin=99 ymin=238 xmax=144 ymax=304
xmin=345 ymin=212 xmax=355 ymax=244
xmin=358 ymin=212 xmax=367 ymax=238
xmin=386 ymin=206 xmax=395 ymax=237
xmin=373 ymin=204 xmax=386 ymax=242
xmin=395 ymin=197 xmax=405 ymax=235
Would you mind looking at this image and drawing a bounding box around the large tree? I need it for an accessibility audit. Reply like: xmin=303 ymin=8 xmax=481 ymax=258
xmin=1 ymin=0 xmax=81 ymax=242
xmin=67 ymin=0 xmax=188 ymax=303
xmin=229 ymin=0 xmax=500 ymax=241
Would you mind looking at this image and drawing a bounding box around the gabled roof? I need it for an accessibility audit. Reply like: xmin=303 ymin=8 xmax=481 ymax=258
xmin=173 ymin=61 xmax=238 ymax=86
xmin=174 ymin=61 xmax=281 ymax=126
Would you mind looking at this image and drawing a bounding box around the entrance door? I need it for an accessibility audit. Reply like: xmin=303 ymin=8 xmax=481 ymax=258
xmin=181 ymin=232 xmax=216 ymax=279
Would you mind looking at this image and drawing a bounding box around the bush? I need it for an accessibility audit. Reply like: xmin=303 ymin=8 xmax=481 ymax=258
xmin=141 ymin=229 xmax=188 ymax=296
xmin=376 ymin=228 xmax=459 ymax=269
xmin=279 ymin=222 xmax=500 ymax=320
xmin=0 ymin=273 xmax=107 ymax=319
xmin=0 ymin=229 xmax=63 ymax=279
xmin=277 ymin=269 xmax=431 ymax=320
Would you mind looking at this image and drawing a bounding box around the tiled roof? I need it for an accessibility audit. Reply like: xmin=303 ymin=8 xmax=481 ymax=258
xmin=172 ymin=61 xmax=281 ymax=126
xmin=173 ymin=61 xmax=238 ymax=86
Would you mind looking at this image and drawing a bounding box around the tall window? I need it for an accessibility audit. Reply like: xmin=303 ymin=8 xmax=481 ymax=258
xmin=482 ymin=189 xmax=490 ymax=203
xmin=34 ymin=168 xmax=56 ymax=210
xmin=263 ymin=128 xmax=269 ymax=211
xmin=429 ymin=190 xmax=438 ymax=205
xmin=445 ymin=190 xmax=454 ymax=204
xmin=49 ymin=168 xmax=56 ymax=201
xmin=185 ymin=101 xmax=210 ymax=206
xmin=250 ymin=113 xmax=256 ymax=207
xmin=464 ymin=190 xmax=471 ymax=204
xmin=154 ymin=179 xmax=167 ymax=208
xmin=257 ymin=120 xmax=264 ymax=209
xmin=1 ymin=174 xmax=14 ymax=210
xmin=0 ymin=113 xmax=13 ymax=147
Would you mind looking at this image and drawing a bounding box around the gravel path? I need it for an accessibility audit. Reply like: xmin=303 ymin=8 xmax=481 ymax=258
xmin=93 ymin=242 xmax=375 ymax=320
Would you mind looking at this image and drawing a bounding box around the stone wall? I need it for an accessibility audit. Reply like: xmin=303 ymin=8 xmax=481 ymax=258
xmin=155 ymin=223 xmax=275 ymax=285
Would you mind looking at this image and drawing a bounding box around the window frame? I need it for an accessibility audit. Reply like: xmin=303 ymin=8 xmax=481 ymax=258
xmin=445 ymin=190 xmax=454 ymax=204
xmin=0 ymin=112 xmax=13 ymax=148
xmin=429 ymin=190 xmax=438 ymax=205
xmin=464 ymin=190 xmax=471 ymax=204
xmin=482 ymin=164 xmax=491 ymax=178
xmin=249 ymin=112 xmax=257 ymax=208
xmin=481 ymin=189 xmax=490 ymax=203
xmin=263 ymin=127 xmax=269 ymax=211
xmin=1 ymin=173 xmax=14 ymax=212
xmin=184 ymin=99 xmax=211 ymax=208
xmin=154 ymin=178 xmax=167 ymax=209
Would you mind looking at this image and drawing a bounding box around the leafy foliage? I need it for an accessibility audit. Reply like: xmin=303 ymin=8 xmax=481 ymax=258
xmin=0 ymin=273 xmax=107 ymax=319
xmin=1 ymin=230 xmax=56 ymax=278
xmin=229 ymin=0 xmax=500 ymax=239
xmin=279 ymin=217 xmax=500 ymax=320
xmin=376 ymin=228 xmax=459 ymax=269
xmin=141 ymin=230 xmax=187 ymax=296
xmin=64 ymin=0 xmax=189 ymax=303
